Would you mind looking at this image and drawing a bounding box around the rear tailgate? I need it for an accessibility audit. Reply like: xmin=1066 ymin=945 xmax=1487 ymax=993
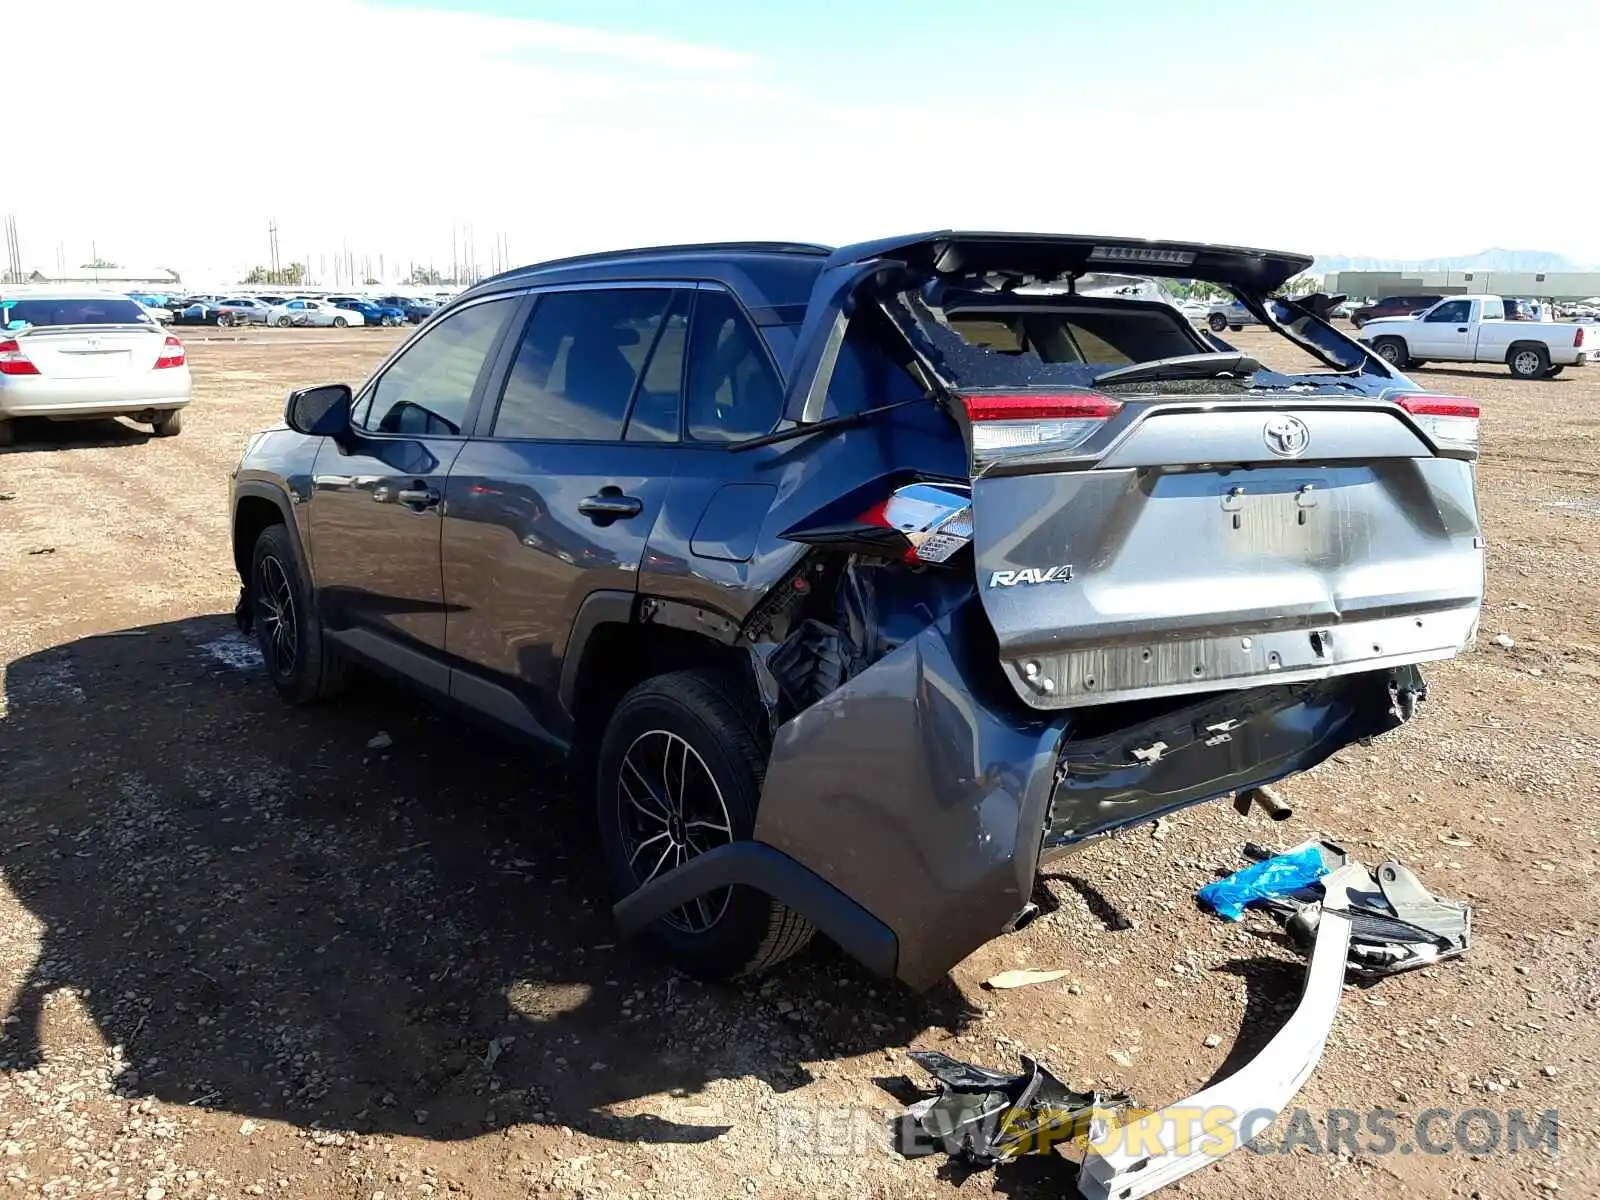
xmin=877 ymin=281 xmax=1484 ymax=710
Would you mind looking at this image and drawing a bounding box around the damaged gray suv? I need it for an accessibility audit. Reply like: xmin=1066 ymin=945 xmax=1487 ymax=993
xmin=230 ymin=232 xmax=1485 ymax=988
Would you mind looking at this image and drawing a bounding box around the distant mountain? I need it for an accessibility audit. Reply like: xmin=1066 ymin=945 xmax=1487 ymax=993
xmin=1312 ymin=248 xmax=1594 ymax=274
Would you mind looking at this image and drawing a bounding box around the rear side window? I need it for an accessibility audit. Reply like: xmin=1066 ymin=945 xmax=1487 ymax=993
xmin=626 ymin=292 xmax=689 ymax=443
xmin=492 ymin=288 xmax=678 ymax=441
xmin=684 ymin=290 xmax=784 ymax=442
xmin=1482 ymin=299 xmax=1505 ymax=320
xmin=357 ymin=298 xmax=515 ymax=436
xmin=2 ymin=297 xmax=150 ymax=326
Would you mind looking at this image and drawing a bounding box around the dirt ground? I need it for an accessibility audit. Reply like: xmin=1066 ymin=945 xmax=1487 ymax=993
xmin=1 ymin=322 xmax=1596 ymax=1200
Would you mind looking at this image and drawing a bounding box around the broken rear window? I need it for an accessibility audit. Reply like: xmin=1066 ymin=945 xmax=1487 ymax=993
xmin=884 ymin=288 xmax=1209 ymax=389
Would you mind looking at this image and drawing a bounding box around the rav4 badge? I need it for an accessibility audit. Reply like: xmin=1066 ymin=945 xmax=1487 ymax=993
xmin=989 ymin=565 xmax=1074 ymax=587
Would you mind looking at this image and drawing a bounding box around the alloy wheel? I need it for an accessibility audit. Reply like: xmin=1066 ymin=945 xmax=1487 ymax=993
xmin=616 ymin=729 xmax=735 ymax=933
xmin=1514 ymin=350 xmax=1541 ymax=376
xmin=256 ymin=554 xmax=298 ymax=677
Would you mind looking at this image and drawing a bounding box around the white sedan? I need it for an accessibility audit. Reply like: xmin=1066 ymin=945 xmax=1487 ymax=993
xmin=267 ymin=299 xmax=364 ymax=328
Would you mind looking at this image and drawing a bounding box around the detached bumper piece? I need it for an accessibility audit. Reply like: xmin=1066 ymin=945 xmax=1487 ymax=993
xmin=902 ymin=1050 xmax=1126 ymax=1166
xmin=1077 ymin=863 xmax=1365 ymax=1200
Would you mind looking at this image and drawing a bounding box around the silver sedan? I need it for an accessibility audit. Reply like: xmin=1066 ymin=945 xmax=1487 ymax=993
xmin=0 ymin=291 xmax=191 ymax=445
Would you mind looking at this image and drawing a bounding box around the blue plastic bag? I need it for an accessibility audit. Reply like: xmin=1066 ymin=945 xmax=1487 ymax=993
xmin=1195 ymin=844 xmax=1328 ymax=921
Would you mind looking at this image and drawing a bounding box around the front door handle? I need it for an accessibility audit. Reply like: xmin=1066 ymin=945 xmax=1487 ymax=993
xmin=1457 ymin=326 xmax=1469 ymax=333
xmin=578 ymin=488 xmax=643 ymax=523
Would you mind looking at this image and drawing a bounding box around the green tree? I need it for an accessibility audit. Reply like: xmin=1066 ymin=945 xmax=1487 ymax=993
xmin=243 ymin=263 xmax=306 ymax=285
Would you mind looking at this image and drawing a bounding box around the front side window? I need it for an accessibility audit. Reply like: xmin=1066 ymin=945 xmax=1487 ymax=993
xmin=491 ymin=288 xmax=678 ymax=441
xmin=1426 ymin=300 xmax=1472 ymax=323
xmin=684 ymin=290 xmax=784 ymax=442
xmin=357 ymin=298 xmax=515 ymax=436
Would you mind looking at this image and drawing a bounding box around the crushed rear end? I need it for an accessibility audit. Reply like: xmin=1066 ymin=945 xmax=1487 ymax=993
xmin=617 ymin=233 xmax=1484 ymax=987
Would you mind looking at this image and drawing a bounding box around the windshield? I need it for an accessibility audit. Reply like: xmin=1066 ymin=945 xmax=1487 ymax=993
xmin=2 ymin=296 xmax=152 ymax=327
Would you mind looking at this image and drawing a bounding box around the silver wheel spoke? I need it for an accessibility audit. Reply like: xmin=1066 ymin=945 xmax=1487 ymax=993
xmin=621 ymin=761 xmax=671 ymax=823
xmin=627 ymin=830 xmax=670 ymax=870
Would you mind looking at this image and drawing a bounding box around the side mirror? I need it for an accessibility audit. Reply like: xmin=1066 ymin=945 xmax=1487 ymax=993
xmin=285 ymin=383 xmax=353 ymax=437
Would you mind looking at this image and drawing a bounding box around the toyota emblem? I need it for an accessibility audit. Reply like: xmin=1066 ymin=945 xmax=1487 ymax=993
xmin=1262 ymin=414 xmax=1310 ymax=458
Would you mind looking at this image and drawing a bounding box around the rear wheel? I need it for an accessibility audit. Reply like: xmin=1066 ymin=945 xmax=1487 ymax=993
xmin=1372 ymin=337 xmax=1409 ymax=368
xmin=150 ymin=409 xmax=182 ymax=437
xmin=332 ymin=316 xmax=348 ymax=328
xmin=1509 ymin=346 xmax=1549 ymax=380
xmin=0 ymin=421 xmax=14 ymax=448
xmin=596 ymin=670 xmax=814 ymax=980
xmin=1207 ymin=313 xmax=1227 ymax=332
xmin=250 ymin=524 xmax=347 ymax=704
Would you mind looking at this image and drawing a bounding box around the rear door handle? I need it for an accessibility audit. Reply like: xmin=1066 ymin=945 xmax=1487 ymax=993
xmin=578 ymin=489 xmax=643 ymax=522
xmin=374 ymin=483 xmax=440 ymax=508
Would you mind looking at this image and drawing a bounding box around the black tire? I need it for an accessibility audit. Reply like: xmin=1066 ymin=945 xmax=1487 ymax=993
xmin=150 ymin=409 xmax=182 ymax=437
xmin=250 ymin=523 xmax=347 ymax=704
xmin=1545 ymin=365 xmax=1565 ymax=378
xmin=1207 ymin=313 xmax=1227 ymax=332
xmin=1509 ymin=345 xmax=1550 ymax=379
xmin=0 ymin=421 xmax=14 ymax=448
xmin=1229 ymin=324 xmax=1243 ymax=332
xmin=596 ymin=670 xmax=814 ymax=980
xmin=1372 ymin=337 xmax=1409 ymax=369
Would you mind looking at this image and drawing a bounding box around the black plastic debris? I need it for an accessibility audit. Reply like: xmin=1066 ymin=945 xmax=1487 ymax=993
xmin=1240 ymin=840 xmax=1472 ymax=976
xmin=900 ymin=1049 xmax=1126 ymax=1165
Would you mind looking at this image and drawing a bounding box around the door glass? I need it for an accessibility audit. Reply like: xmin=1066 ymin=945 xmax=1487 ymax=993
xmin=358 ymin=298 xmax=515 ymax=436
xmin=1481 ymin=300 xmax=1504 ymax=320
xmin=1425 ymin=300 xmax=1470 ymax=323
xmin=626 ymin=291 xmax=690 ymax=442
xmin=491 ymin=288 xmax=673 ymax=441
xmin=684 ymin=290 xmax=784 ymax=442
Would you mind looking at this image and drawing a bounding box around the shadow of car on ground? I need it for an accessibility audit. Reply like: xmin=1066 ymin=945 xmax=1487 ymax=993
xmin=0 ymin=614 xmax=981 ymax=1144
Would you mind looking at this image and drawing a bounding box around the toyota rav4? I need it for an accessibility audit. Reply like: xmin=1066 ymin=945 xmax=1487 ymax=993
xmin=229 ymin=232 xmax=1485 ymax=987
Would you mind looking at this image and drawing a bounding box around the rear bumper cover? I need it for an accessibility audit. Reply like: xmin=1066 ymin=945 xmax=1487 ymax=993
xmin=0 ymin=370 xmax=192 ymax=418
xmin=615 ymin=596 xmax=1421 ymax=987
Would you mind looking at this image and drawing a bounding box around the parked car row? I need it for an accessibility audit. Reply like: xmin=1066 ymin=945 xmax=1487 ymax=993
xmin=159 ymin=292 xmax=440 ymax=329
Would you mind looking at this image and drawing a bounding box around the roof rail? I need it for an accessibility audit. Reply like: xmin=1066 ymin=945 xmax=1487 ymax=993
xmin=476 ymin=240 xmax=834 ymax=288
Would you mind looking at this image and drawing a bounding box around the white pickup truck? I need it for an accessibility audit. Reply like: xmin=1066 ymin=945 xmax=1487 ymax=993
xmin=1357 ymin=294 xmax=1598 ymax=379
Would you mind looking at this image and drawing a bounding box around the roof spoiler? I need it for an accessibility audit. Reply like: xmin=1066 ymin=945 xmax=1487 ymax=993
xmin=823 ymin=230 xmax=1313 ymax=293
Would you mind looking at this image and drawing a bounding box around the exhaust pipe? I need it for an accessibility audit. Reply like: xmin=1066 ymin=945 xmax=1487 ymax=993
xmin=1232 ymin=785 xmax=1293 ymax=822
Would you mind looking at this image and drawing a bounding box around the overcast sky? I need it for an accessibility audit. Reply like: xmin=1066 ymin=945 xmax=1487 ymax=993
xmin=8 ymin=0 xmax=1599 ymax=282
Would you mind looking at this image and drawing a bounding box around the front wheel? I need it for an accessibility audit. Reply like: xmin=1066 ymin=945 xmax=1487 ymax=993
xmin=1207 ymin=313 xmax=1228 ymax=332
xmin=250 ymin=524 xmax=347 ymax=704
xmin=276 ymin=315 xmax=293 ymax=328
xmin=1509 ymin=346 xmax=1550 ymax=380
xmin=1229 ymin=324 xmax=1243 ymax=332
xmin=1372 ymin=337 xmax=1409 ymax=368
xmin=596 ymin=670 xmax=814 ymax=980
xmin=1545 ymin=365 xmax=1565 ymax=378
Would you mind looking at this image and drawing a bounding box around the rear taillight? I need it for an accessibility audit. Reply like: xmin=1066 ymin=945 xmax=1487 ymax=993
xmin=1575 ymin=326 xmax=1585 ymax=348
xmin=154 ymin=335 xmax=185 ymax=369
xmin=0 ymin=339 xmax=39 ymax=376
xmin=858 ymin=483 xmax=974 ymax=564
xmin=1396 ymin=393 xmax=1479 ymax=452
xmin=959 ymin=391 xmax=1123 ymax=467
